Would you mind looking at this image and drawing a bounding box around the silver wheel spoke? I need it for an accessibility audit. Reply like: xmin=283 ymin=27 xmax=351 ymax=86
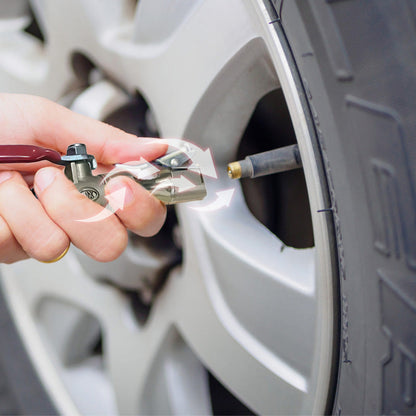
xmin=104 ymin=308 xmax=168 ymax=414
xmin=1 ymin=254 xmax=125 ymax=415
xmin=0 ymin=0 xmax=134 ymax=96
xmin=173 ymin=186 xmax=317 ymax=414
xmin=97 ymin=0 xmax=277 ymax=140
xmin=2 ymin=252 xmax=124 ymax=322
xmin=104 ymin=273 xmax=211 ymax=415
xmin=38 ymin=298 xmax=101 ymax=366
xmin=30 ymin=0 xmax=134 ymax=41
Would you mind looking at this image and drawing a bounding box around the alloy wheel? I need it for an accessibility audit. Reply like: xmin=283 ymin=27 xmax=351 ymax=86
xmin=0 ymin=1 xmax=337 ymax=414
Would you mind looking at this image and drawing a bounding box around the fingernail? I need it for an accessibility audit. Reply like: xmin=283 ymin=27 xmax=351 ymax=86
xmin=106 ymin=177 xmax=135 ymax=209
xmin=0 ymin=171 xmax=12 ymax=184
xmin=35 ymin=168 xmax=58 ymax=194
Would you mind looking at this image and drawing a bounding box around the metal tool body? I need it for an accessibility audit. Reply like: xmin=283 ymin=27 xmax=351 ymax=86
xmin=0 ymin=143 xmax=207 ymax=206
xmin=107 ymin=149 xmax=206 ymax=204
xmin=63 ymin=144 xmax=107 ymax=206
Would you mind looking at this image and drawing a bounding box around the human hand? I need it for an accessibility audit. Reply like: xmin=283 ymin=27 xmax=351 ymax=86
xmin=0 ymin=94 xmax=167 ymax=263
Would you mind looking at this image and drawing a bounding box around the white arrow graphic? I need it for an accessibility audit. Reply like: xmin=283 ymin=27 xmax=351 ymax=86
xmin=78 ymin=187 xmax=127 ymax=223
xmin=191 ymin=188 xmax=235 ymax=212
xmin=152 ymin=139 xmax=217 ymax=179
xmin=188 ymin=147 xmax=217 ymax=178
xmin=173 ymin=175 xmax=197 ymax=193
xmin=151 ymin=175 xmax=196 ymax=195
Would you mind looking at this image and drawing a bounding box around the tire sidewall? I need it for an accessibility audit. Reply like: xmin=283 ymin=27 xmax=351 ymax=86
xmin=276 ymin=1 xmax=416 ymax=414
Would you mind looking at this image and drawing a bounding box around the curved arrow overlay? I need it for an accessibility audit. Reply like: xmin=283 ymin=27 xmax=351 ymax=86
xmin=191 ymin=188 xmax=235 ymax=212
xmin=78 ymin=187 xmax=127 ymax=223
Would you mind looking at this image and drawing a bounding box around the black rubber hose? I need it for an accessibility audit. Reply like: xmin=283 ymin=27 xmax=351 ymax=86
xmin=227 ymin=144 xmax=302 ymax=179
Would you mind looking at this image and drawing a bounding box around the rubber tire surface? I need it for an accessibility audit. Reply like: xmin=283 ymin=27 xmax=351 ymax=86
xmin=269 ymin=0 xmax=416 ymax=414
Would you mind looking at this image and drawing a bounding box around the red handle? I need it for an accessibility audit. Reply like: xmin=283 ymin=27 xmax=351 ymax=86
xmin=0 ymin=145 xmax=62 ymax=165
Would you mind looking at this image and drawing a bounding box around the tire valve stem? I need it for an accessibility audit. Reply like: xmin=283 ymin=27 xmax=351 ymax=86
xmin=227 ymin=144 xmax=302 ymax=179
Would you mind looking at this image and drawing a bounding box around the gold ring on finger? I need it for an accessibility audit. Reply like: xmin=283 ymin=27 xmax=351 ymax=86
xmin=40 ymin=244 xmax=70 ymax=264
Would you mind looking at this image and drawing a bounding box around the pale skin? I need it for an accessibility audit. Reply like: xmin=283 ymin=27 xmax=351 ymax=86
xmin=0 ymin=94 xmax=167 ymax=264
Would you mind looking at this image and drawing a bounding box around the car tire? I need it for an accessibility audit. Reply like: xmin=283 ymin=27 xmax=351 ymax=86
xmin=275 ymin=0 xmax=416 ymax=414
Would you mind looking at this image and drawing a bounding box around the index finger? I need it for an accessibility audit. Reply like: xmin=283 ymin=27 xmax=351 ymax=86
xmin=0 ymin=94 xmax=167 ymax=165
